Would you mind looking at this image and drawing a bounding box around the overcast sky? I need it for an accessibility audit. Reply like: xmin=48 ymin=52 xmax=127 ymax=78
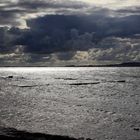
xmin=0 ymin=0 xmax=140 ymax=66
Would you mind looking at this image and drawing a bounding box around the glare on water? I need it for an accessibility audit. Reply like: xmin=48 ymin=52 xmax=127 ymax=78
xmin=0 ymin=67 xmax=140 ymax=139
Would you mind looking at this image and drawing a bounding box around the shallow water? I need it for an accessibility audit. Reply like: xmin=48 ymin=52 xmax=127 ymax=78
xmin=0 ymin=67 xmax=140 ymax=140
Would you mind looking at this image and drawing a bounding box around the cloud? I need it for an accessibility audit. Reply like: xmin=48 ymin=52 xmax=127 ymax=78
xmin=80 ymin=0 xmax=140 ymax=9
xmin=0 ymin=0 xmax=87 ymax=27
xmin=1 ymin=28 xmax=139 ymax=66
xmin=87 ymin=37 xmax=140 ymax=62
xmin=20 ymin=14 xmax=140 ymax=54
xmin=69 ymin=37 xmax=140 ymax=65
xmin=1 ymin=13 xmax=140 ymax=53
xmin=17 ymin=0 xmax=87 ymax=10
xmin=0 ymin=0 xmax=140 ymax=65
xmin=0 ymin=0 xmax=140 ymax=28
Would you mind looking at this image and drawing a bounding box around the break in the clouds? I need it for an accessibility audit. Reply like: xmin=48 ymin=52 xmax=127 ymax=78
xmin=81 ymin=0 xmax=140 ymax=8
xmin=0 ymin=0 xmax=140 ymax=66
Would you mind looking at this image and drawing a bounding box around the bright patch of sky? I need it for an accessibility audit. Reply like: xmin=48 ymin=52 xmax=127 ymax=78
xmin=79 ymin=0 xmax=140 ymax=9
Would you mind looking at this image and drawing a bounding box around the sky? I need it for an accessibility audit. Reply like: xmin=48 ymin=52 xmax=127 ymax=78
xmin=0 ymin=0 xmax=140 ymax=66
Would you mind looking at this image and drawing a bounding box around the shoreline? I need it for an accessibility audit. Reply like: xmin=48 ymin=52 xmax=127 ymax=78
xmin=0 ymin=127 xmax=89 ymax=140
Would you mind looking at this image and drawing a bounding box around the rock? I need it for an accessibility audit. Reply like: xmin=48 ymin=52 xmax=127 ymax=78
xmin=133 ymin=128 xmax=140 ymax=131
xmin=70 ymin=82 xmax=100 ymax=86
xmin=117 ymin=80 xmax=126 ymax=83
xmin=7 ymin=76 xmax=13 ymax=79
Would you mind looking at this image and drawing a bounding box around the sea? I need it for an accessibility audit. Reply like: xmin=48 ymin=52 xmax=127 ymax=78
xmin=0 ymin=67 xmax=140 ymax=140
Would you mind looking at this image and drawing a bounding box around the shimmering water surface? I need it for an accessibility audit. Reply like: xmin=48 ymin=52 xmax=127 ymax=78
xmin=0 ymin=67 xmax=140 ymax=140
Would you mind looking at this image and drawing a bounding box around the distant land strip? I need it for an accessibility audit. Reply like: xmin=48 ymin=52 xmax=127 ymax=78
xmin=66 ymin=62 xmax=140 ymax=67
xmin=0 ymin=62 xmax=140 ymax=67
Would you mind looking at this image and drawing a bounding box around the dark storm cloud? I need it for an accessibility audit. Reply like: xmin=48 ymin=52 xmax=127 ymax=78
xmin=17 ymin=0 xmax=87 ymax=10
xmin=0 ymin=0 xmax=140 ymax=64
xmin=1 ymin=13 xmax=140 ymax=54
xmin=0 ymin=0 xmax=140 ymax=27
xmin=20 ymin=14 xmax=140 ymax=53
xmin=26 ymin=12 xmax=140 ymax=36
xmin=0 ymin=0 xmax=87 ymax=27
xmin=0 ymin=0 xmax=140 ymax=28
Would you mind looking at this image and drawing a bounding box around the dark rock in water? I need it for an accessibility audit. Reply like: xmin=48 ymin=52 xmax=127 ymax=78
xmin=55 ymin=78 xmax=77 ymax=80
xmin=133 ymin=128 xmax=140 ymax=131
xmin=7 ymin=76 xmax=13 ymax=79
xmin=17 ymin=85 xmax=38 ymax=88
xmin=116 ymin=80 xmax=126 ymax=83
xmin=108 ymin=80 xmax=126 ymax=83
xmin=70 ymin=82 xmax=100 ymax=86
xmin=64 ymin=78 xmax=77 ymax=80
xmin=0 ymin=127 xmax=90 ymax=140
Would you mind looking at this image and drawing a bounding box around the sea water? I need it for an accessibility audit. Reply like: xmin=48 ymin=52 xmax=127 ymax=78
xmin=0 ymin=67 xmax=140 ymax=140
